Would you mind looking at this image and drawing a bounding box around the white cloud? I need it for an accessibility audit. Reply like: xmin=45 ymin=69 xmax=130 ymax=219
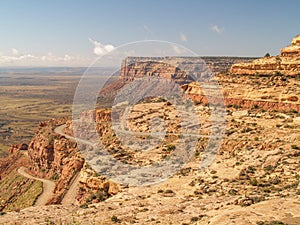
xmin=11 ymin=48 xmax=20 ymax=56
xmin=0 ymin=49 xmax=87 ymax=66
xmin=0 ymin=53 xmax=36 ymax=64
xmin=64 ymin=54 xmax=71 ymax=61
xmin=88 ymin=38 xmax=115 ymax=56
xmin=0 ymin=39 xmax=115 ymax=66
xmin=180 ymin=33 xmax=187 ymax=42
xmin=211 ymin=24 xmax=224 ymax=34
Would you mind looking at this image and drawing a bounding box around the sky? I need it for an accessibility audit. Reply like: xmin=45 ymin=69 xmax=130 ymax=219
xmin=0 ymin=0 xmax=299 ymax=67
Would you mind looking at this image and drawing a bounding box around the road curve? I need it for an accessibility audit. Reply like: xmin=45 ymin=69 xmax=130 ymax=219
xmin=54 ymin=124 xmax=83 ymax=205
xmin=17 ymin=167 xmax=55 ymax=206
xmin=17 ymin=124 xmax=85 ymax=207
xmin=54 ymin=124 xmax=95 ymax=146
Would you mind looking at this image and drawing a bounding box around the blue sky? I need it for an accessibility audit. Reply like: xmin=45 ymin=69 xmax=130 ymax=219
xmin=0 ymin=0 xmax=299 ymax=66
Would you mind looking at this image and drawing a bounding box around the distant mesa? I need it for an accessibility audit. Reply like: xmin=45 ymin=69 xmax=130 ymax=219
xmin=99 ymin=56 xmax=256 ymax=105
xmin=120 ymin=56 xmax=256 ymax=80
xmin=230 ymin=34 xmax=300 ymax=76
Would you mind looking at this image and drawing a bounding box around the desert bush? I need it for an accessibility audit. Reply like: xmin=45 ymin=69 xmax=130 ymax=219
xmin=111 ymin=215 xmax=120 ymax=223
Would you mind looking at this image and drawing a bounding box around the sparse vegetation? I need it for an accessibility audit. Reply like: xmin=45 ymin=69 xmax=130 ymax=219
xmin=264 ymin=165 xmax=274 ymax=172
xmin=0 ymin=72 xmax=76 ymax=157
xmin=50 ymin=173 xmax=59 ymax=181
xmin=250 ymin=178 xmax=259 ymax=186
xmin=0 ymin=170 xmax=43 ymax=212
xmin=79 ymin=203 xmax=88 ymax=209
xmin=166 ymin=144 xmax=176 ymax=151
xmin=111 ymin=215 xmax=120 ymax=223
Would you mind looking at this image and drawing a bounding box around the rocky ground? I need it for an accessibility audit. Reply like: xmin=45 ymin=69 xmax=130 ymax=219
xmin=0 ymin=72 xmax=299 ymax=224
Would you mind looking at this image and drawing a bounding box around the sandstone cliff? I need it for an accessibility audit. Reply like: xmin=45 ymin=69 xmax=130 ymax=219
xmin=27 ymin=119 xmax=84 ymax=203
xmin=230 ymin=35 xmax=300 ymax=76
xmin=99 ymin=56 xmax=256 ymax=107
xmin=26 ymin=118 xmax=120 ymax=205
xmin=121 ymin=56 xmax=256 ymax=77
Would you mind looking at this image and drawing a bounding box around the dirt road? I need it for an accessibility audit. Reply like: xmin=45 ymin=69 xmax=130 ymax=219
xmin=17 ymin=167 xmax=55 ymax=206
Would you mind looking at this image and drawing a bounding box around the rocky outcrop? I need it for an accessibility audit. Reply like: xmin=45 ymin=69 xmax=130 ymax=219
xmin=27 ymin=119 xmax=84 ymax=204
xmin=0 ymin=148 xmax=29 ymax=178
xmin=76 ymin=163 xmax=119 ymax=205
xmin=8 ymin=143 xmax=28 ymax=154
xmin=281 ymin=35 xmax=300 ymax=57
xmin=230 ymin=35 xmax=300 ymax=76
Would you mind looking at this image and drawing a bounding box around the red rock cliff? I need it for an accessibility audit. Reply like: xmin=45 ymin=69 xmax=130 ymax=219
xmin=230 ymin=35 xmax=300 ymax=76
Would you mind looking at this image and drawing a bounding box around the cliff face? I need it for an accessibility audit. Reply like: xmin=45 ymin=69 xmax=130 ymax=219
xmin=99 ymin=56 xmax=256 ymax=106
xmin=27 ymin=119 xmax=84 ymax=203
xmin=120 ymin=57 xmax=256 ymax=78
xmin=101 ymin=55 xmax=300 ymax=113
xmin=26 ymin=118 xmax=119 ymax=205
xmin=120 ymin=60 xmax=193 ymax=85
xmin=230 ymin=35 xmax=300 ymax=76
xmin=185 ymin=71 xmax=300 ymax=112
xmin=0 ymin=146 xmax=29 ymax=178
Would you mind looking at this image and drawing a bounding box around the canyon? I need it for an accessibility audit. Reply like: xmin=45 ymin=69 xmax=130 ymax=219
xmin=0 ymin=35 xmax=299 ymax=224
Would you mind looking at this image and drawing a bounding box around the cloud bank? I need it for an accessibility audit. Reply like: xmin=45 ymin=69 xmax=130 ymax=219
xmin=0 ymin=48 xmax=86 ymax=67
xmin=88 ymin=38 xmax=115 ymax=56
xmin=0 ymin=38 xmax=116 ymax=66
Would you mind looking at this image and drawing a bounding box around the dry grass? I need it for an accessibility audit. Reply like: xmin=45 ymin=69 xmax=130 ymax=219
xmin=0 ymin=169 xmax=42 ymax=212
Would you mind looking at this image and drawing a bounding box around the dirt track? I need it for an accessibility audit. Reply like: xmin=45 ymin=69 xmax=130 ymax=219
xmin=17 ymin=167 xmax=55 ymax=206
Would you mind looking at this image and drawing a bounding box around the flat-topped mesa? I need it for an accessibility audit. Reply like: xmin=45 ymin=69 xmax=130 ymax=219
xmin=120 ymin=56 xmax=257 ymax=84
xmin=120 ymin=57 xmax=194 ymax=85
xmin=230 ymin=34 xmax=300 ymax=76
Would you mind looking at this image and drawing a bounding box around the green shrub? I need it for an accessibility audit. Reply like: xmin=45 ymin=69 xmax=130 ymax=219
xmin=50 ymin=173 xmax=59 ymax=181
xmin=111 ymin=215 xmax=120 ymax=223
xmin=164 ymin=189 xmax=174 ymax=194
xmin=250 ymin=178 xmax=258 ymax=186
xmin=264 ymin=165 xmax=274 ymax=172
xmin=166 ymin=144 xmax=176 ymax=151
xmin=190 ymin=216 xmax=199 ymax=222
xmin=79 ymin=203 xmax=88 ymax=209
xmin=232 ymin=104 xmax=241 ymax=109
